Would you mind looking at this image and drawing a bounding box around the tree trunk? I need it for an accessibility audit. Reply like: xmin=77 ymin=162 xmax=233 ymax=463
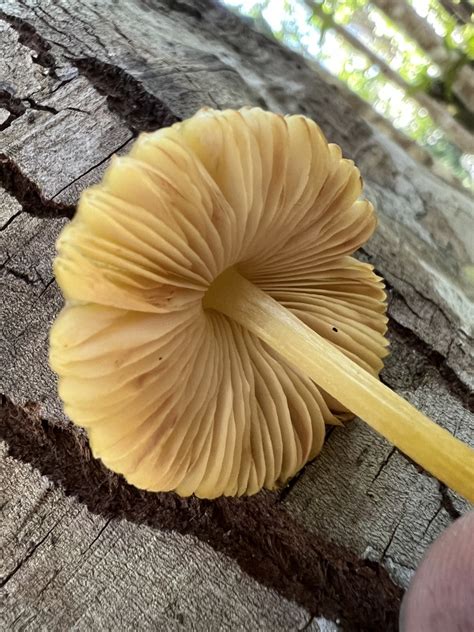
xmin=1 ymin=1 xmax=473 ymax=631
xmin=308 ymin=0 xmax=474 ymax=153
xmin=372 ymin=0 xmax=474 ymax=112
xmin=439 ymin=0 xmax=472 ymax=26
xmin=304 ymin=57 xmax=460 ymax=186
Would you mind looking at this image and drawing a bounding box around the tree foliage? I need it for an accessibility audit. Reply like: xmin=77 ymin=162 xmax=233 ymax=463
xmin=224 ymin=0 xmax=473 ymax=189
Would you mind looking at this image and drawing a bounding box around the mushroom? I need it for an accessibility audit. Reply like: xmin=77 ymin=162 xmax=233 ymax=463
xmin=49 ymin=107 xmax=474 ymax=500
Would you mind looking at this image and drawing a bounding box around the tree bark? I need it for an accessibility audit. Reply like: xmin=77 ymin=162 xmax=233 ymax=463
xmin=1 ymin=1 xmax=473 ymax=631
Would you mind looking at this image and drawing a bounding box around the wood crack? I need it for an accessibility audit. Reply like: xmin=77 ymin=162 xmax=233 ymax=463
xmin=0 ymin=10 xmax=58 ymax=77
xmin=0 ymin=89 xmax=90 ymax=132
xmin=22 ymin=96 xmax=58 ymax=115
xmin=0 ymin=395 xmax=403 ymax=631
xmin=1 ymin=518 xmax=61 ymax=588
xmin=37 ymin=277 xmax=55 ymax=299
xmin=85 ymin=518 xmax=112 ymax=552
xmin=72 ymin=57 xmax=182 ymax=133
xmin=438 ymin=482 xmax=461 ymax=520
xmin=2 ymin=266 xmax=39 ymax=286
xmin=421 ymin=506 xmax=442 ymax=541
xmin=50 ymin=135 xmax=135 ymax=201
xmin=0 ymin=209 xmax=23 ymax=232
xmin=386 ymin=266 xmax=456 ymax=335
xmin=383 ymin=319 xmax=473 ymax=412
xmin=382 ymin=510 xmax=405 ymax=559
xmin=368 ymin=447 xmax=396 ymax=487
xmin=358 ymin=250 xmax=473 ymax=389
xmin=0 ymin=154 xmax=75 ymax=219
xmin=278 ymin=427 xmax=336 ymax=502
xmin=0 ymin=91 xmax=26 ymax=131
xmin=360 ymin=247 xmax=456 ymax=338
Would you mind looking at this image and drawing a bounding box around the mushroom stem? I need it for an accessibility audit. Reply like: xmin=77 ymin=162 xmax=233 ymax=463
xmin=204 ymin=267 xmax=474 ymax=502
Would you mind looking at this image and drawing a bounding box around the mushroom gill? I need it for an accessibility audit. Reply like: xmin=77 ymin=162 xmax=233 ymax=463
xmin=50 ymin=107 xmax=474 ymax=501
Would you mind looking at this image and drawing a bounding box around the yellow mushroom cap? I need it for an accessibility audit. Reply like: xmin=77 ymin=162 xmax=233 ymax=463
xmin=49 ymin=107 xmax=388 ymax=498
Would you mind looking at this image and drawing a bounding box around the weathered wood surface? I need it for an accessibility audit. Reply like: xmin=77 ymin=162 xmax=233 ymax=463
xmin=1 ymin=1 xmax=473 ymax=630
xmin=1 ymin=444 xmax=329 ymax=632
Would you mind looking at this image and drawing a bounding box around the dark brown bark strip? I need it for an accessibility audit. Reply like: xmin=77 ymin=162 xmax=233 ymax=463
xmin=0 ymin=10 xmax=58 ymax=75
xmin=0 ymin=396 xmax=402 ymax=632
xmin=0 ymin=90 xmax=26 ymax=131
xmin=0 ymin=154 xmax=75 ymax=219
xmin=73 ymin=57 xmax=182 ymax=132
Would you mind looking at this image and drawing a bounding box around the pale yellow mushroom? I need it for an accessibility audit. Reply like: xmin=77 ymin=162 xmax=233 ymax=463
xmin=50 ymin=107 xmax=474 ymax=501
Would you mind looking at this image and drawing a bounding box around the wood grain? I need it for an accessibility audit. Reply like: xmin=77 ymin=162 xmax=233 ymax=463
xmin=1 ymin=444 xmax=323 ymax=632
